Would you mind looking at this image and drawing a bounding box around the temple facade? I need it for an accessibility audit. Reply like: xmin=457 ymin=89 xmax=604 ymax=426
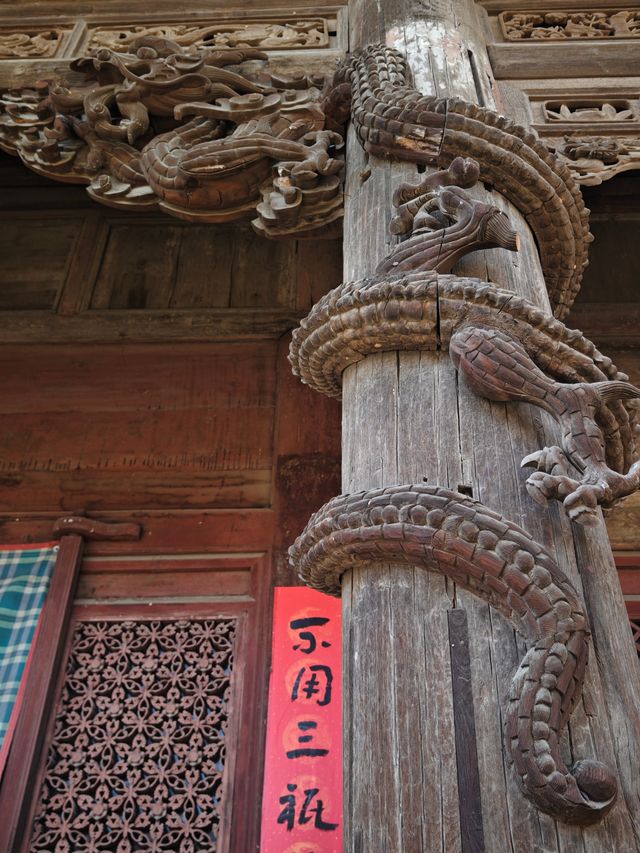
xmin=0 ymin=0 xmax=639 ymax=850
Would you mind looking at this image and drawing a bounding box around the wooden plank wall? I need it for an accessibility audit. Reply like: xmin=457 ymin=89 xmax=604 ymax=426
xmin=0 ymin=161 xmax=342 ymax=572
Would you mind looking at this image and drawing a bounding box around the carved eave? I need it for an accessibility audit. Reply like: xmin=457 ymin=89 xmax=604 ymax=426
xmin=0 ymin=28 xmax=346 ymax=239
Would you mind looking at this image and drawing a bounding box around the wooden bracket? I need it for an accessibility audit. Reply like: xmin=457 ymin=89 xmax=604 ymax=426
xmin=52 ymin=515 xmax=141 ymax=541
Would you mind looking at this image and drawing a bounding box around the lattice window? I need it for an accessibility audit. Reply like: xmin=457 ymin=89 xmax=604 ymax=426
xmin=29 ymin=618 xmax=237 ymax=852
xmin=630 ymin=618 xmax=640 ymax=657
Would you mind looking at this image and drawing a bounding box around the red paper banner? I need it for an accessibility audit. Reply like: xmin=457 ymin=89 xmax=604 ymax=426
xmin=260 ymin=587 xmax=342 ymax=852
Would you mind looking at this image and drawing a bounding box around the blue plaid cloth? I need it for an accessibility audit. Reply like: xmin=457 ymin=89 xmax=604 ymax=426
xmin=0 ymin=545 xmax=58 ymax=751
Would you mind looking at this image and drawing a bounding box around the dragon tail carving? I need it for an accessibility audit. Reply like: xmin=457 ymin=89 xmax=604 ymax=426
xmin=289 ymin=484 xmax=618 ymax=824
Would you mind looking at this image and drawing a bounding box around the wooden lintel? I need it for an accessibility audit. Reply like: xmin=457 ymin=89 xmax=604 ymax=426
xmin=0 ymin=1 xmax=346 ymax=25
xmin=488 ymin=42 xmax=640 ymax=80
xmin=0 ymin=308 xmax=300 ymax=343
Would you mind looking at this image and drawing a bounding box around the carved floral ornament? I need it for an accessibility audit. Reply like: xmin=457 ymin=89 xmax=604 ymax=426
xmin=544 ymin=100 xmax=637 ymax=123
xmin=0 ymin=38 xmax=344 ymax=238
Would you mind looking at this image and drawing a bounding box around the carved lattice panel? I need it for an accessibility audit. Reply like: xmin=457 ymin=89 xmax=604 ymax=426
xmin=29 ymin=618 xmax=238 ymax=852
xmin=630 ymin=618 xmax=640 ymax=657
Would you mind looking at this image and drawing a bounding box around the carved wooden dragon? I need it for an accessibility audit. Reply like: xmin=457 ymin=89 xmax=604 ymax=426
xmin=323 ymin=43 xmax=592 ymax=319
xmin=0 ymin=37 xmax=344 ymax=237
xmin=288 ymin=147 xmax=640 ymax=824
xmin=290 ymin=483 xmax=618 ymax=824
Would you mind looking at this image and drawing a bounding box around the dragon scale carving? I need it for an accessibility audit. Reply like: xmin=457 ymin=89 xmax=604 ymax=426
xmin=323 ymin=43 xmax=592 ymax=318
xmin=290 ymin=484 xmax=618 ymax=824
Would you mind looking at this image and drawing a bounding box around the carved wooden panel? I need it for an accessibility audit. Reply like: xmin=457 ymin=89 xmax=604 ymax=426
xmin=0 ymin=14 xmax=343 ymax=60
xmin=87 ymin=19 xmax=333 ymax=52
xmin=0 ymin=29 xmax=67 ymax=58
xmin=29 ymin=617 xmax=239 ymax=851
xmin=500 ymin=9 xmax=640 ymax=40
xmin=544 ymin=99 xmax=637 ymax=124
xmin=0 ymin=343 xmax=277 ymax=512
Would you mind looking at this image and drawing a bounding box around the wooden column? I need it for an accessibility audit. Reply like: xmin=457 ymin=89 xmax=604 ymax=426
xmin=335 ymin=0 xmax=640 ymax=850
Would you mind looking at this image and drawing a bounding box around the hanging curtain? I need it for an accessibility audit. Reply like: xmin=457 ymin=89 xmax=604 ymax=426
xmin=0 ymin=542 xmax=58 ymax=778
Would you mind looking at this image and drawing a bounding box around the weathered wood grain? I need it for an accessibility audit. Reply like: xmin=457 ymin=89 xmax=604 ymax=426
xmin=0 ymin=218 xmax=81 ymax=309
xmin=448 ymin=608 xmax=486 ymax=853
xmin=339 ymin=0 xmax=640 ymax=848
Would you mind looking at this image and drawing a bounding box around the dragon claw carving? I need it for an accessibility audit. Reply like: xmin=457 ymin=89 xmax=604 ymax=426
xmin=289 ymin=484 xmax=618 ymax=824
xmin=450 ymin=324 xmax=640 ymax=521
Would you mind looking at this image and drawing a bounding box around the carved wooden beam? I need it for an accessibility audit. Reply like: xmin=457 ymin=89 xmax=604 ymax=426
xmin=0 ymin=37 xmax=344 ymax=238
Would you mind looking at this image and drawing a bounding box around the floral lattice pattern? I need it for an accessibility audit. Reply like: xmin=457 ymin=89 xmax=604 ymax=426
xmin=29 ymin=619 xmax=237 ymax=852
xmin=630 ymin=618 xmax=640 ymax=657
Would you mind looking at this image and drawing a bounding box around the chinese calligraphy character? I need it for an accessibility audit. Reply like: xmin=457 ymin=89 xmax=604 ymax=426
xmin=291 ymin=664 xmax=333 ymax=707
xmin=290 ymin=617 xmax=332 ymax=654
xmin=286 ymin=720 xmax=329 ymax=759
xmin=277 ymin=783 xmax=339 ymax=832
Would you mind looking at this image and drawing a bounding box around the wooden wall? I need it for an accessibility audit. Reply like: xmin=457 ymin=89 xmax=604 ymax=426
xmin=0 ymin=155 xmax=342 ymax=575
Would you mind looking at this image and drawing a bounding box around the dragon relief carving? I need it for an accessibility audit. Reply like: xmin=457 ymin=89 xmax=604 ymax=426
xmin=555 ymin=135 xmax=640 ymax=185
xmin=289 ymin=484 xmax=618 ymax=824
xmin=323 ymin=43 xmax=592 ymax=319
xmin=288 ymin=153 xmax=639 ymax=824
xmin=0 ymin=37 xmax=344 ymax=237
xmin=87 ymin=19 xmax=332 ymax=52
xmin=500 ymin=9 xmax=640 ymax=40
